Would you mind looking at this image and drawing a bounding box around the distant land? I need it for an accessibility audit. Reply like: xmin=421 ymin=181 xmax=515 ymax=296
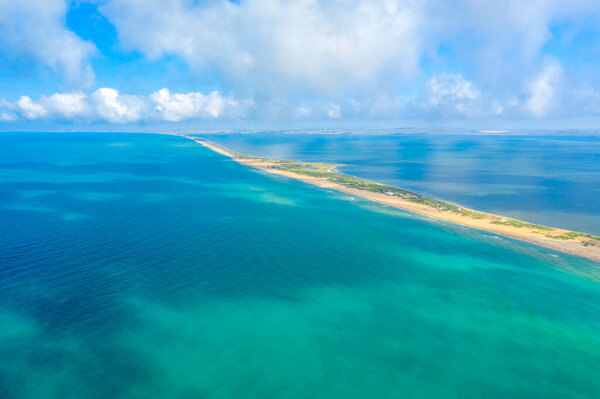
xmin=171 ymin=133 xmax=600 ymax=263
xmin=163 ymin=128 xmax=600 ymax=137
xmin=3 ymin=128 xmax=600 ymax=137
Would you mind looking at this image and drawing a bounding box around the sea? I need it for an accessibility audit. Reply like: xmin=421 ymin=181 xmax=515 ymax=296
xmin=0 ymin=132 xmax=599 ymax=398
xmin=207 ymin=132 xmax=600 ymax=235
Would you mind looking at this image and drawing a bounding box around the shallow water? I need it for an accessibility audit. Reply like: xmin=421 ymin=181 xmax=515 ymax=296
xmin=207 ymin=133 xmax=600 ymax=235
xmin=0 ymin=132 xmax=599 ymax=398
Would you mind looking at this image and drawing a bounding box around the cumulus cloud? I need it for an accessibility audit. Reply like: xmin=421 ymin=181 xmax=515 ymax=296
xmin=98 ymin=0 xmax=600 ymax=96
xmin=0 ymin=112 xmax=17 ymax=122
xmin=293 ymin=107 xmax=312 ymax=119
xmin=16 ymin=97 xmax=48 ymax=120
xmin=92 ymin=88 xmax=148 ymax=123
xmin=425 ymin=1 xmax=600 ymax=91
xmin=1 ymin=89 xmax=249 ymax=123
xmin=425 ymin=73 xmax=480 ymax=116
xmin=12 ymin=92 xmax=90 ymax=120
xmin=523 ymin=60 xmax=563 ymax=118
xmin=0 ymin=0 xmax=96 ymax=88
xmin=43 ymin=92 xmax=90 ymax=118
xmin=3 ymin=0 xmax=600 ymax=124
xmin=324 ymin=104 xmax=342 ymax=119
xmin=99 ymin=0 xmax=422 ymax=95
xmin=151 ymin=89 xmax=246 ymax=121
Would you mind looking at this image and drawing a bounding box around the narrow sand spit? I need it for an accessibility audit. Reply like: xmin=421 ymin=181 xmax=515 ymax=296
xmin=173 ymin=133 xmax=600 ymax=264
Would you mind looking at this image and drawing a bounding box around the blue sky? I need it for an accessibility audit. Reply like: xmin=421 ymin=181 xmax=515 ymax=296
xmin=1 ymin=0 xmax=600 ymax=130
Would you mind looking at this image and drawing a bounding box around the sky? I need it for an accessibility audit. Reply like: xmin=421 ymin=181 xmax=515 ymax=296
xmin=1 ymin=0 xmax=600 ymax=131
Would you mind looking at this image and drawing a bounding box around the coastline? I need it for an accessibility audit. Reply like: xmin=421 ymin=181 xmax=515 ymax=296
xmin=173 ymin=133 xmax=600 ymax=263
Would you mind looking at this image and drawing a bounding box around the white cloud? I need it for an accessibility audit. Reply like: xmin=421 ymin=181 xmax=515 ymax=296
xmin=0 ymin=0 xmax=96 ymax=88
xmin=0 ymin=112 xmax=17 ymax=122
xmin=92 ymin=88 xmax=148 ymax=123
xmin=325 ymin=104 xmax=342 ymax=119
xmin=293 ymin=107 xmax=312 ymax=119
xmin=44 ymin=92 xmax=90 ymax=118
xmin=17 ymin=97 xmax=48 ymax=120
xmin=92 ymin=0 xmax=600 ymax=124
xmin=13 ymin=92 xmax=90 ymax=120
xmin=523 ymin=60 xmax=563 ymax=117
xmin=0 ymin=0 xmax=600 ymax=123
xmin=423 ymin=73 xmax=482 ymax=117
xmin=98 ymin=0 xmax=600 ymax=96
xmin=4 ymin=0 xmax=600 ymax=124
xmin=100 ymin=0 xmax=422 ymax=95
xmin=151 ymin=88 xmax=244 ymax=121
xmin=4 ymin=88 xmax=250 ymax=123
xmin=427 ymin=74 xmax=479 ymax=106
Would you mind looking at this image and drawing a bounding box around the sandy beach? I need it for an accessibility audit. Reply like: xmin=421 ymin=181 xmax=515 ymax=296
xmin=175 ymin=134 xmax=600 ymax=263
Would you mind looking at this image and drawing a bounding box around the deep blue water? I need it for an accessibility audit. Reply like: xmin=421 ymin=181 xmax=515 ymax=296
xmin=206 ymin=133 xmax=600 ymax=235
xmin=0 ymin=132 xmax=599 ymax=398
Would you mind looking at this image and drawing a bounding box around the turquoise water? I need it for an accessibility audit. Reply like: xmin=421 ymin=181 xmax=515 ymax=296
xmin=207 ymin=133 xmax=600 ymax=235
xmin=0 ymin=132 xmax=599 ymax=398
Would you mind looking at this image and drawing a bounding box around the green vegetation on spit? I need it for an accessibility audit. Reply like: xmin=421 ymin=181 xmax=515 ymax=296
xmin=490 ymin=219 xmax=555 ymax=231
xmin=198 ymin=138 xmax=600 ymax=244
xmin=270 ymin=161 xmax=473 ymax=211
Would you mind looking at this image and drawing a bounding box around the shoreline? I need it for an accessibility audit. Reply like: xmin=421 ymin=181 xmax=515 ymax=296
xmin=172 ymin=133 xmax=600 ymax=264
